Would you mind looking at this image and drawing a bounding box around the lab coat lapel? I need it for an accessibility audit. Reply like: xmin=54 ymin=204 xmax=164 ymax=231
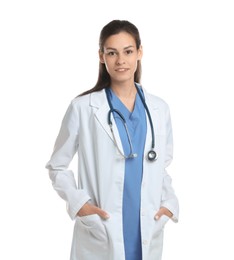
xmin=143 ymin=88 xmax=159 ymax=154
xmin=90 ymin=90 xmax=124 ymax=155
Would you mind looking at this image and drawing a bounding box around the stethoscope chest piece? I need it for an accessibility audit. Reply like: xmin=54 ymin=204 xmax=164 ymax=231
xmin=147 ymin=150 xmax=158 ymax=161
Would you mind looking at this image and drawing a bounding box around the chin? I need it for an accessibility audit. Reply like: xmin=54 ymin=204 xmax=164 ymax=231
xmin=113 ymin=75 xmax=134 ymax=83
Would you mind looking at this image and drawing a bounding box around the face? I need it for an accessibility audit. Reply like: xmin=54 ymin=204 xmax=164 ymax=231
xmin=99 ymin=32 xmax=142 ymax=85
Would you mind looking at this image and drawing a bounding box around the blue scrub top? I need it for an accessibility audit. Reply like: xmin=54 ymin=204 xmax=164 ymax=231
xmin=109 ymin=89 xmax=147 ymax=260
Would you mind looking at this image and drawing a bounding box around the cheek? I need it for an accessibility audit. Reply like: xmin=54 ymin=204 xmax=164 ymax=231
xmin=129 ymin=55 xmax=139 ymax=65
xmin=103 ymin=59 xmax=115 ymax=72
xmin=104 ymin=62 xmax=111 ymax=74
xmin=131 ymin=59 xmax=139 ymax=71
xmin=103 ymin=57 xmax=111 ymax=67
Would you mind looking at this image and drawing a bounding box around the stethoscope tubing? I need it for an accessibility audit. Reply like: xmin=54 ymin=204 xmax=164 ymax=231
xmin=105 ymin=85 xmax=157 ymax=161
xmin=135 ymin=85 xmax=155 ymax=149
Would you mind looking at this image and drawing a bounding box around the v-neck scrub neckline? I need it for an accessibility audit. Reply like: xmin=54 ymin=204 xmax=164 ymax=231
xmin=109 ymin=89 xmax=147 ymax=260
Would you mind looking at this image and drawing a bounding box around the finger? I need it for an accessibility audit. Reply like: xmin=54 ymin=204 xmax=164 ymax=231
xmin=154 ymin=208 xmax=164 ymax=220
xmin=77 ymin=203 xmax=94 ymax=217
xmin=77 ymin=203 xmax=110 ymax=219
xmin=96 ymin=208 xmax=110 ymax=220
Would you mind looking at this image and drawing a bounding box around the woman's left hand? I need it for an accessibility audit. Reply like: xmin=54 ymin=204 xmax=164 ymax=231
xmin=155 ymin=207 xmax=173 ymax=220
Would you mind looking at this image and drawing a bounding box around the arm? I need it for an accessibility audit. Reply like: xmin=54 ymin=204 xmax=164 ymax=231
xmin=45 ymin=100 xmax=91 ymax=220
xmin=156 ymin=104 xmax=179 ymax=222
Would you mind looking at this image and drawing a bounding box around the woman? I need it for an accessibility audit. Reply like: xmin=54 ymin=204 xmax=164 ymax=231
xmin=46 ymin=20 xmax=179 ymax=260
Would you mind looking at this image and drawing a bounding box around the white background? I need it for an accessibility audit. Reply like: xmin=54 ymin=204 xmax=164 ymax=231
xmin=0 ymin=0 xmax=234 ymax=259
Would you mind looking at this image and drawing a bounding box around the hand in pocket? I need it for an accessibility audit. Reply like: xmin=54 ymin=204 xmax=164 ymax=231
xmin=155 ymin=207 xmax=173 ymax=220
xmin=77 ymin=203 xmax=109 ymax=220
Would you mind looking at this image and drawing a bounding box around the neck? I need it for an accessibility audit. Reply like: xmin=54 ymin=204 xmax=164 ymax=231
xmin=110 ymin=81 xmax=137 ymax=112
xmin=110 ymin=81 xmax=136 ymax=99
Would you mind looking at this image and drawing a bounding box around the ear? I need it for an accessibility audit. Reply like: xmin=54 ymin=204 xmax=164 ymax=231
xmin=99 ymin=50 xmax=105 ymax=64
xmin=137 ymin=45 xmax=143 ymax=61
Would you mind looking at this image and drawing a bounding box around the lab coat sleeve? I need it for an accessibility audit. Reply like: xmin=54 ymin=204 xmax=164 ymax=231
xmin=160 ymin=104 xmax=179 ymax=223
xmin=45 ymin=100 xmax=91 ymax=220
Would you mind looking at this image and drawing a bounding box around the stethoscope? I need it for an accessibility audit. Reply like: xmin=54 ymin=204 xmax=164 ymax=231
xmin=105 ymin=85 xmax=158 ymax=162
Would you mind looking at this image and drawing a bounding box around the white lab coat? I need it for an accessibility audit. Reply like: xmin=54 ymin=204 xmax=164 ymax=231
xmin=46 ymin=86 xmax=179 ymax=260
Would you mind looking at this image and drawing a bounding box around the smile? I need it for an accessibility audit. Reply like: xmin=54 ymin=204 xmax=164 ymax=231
xmin=115 ymin=68 xmax=129 ymax=72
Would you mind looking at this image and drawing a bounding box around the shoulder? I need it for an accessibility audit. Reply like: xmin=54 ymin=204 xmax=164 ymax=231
xmin=144 ymin=89 xmax=170 ymax=111
xmin=136 ymin=83 xmax=169 ymax=110
xmin=70 ymin=93 xmax=90 ymax=108
xmin=69 ymin=89 xmax=106 ymax=110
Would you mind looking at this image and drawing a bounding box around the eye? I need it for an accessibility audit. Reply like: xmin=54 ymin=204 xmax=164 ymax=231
xmin=107 ymin=51 xmax=117 ymax=56
xmin=125 ymin=50 xmax=133 ymax=55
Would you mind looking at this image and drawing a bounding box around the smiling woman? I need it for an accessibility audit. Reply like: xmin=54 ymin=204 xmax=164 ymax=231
xmin=99 ymin=32 xmax=143 ymax=111
xmin=46 ymin=20 xmax=179 ymax=260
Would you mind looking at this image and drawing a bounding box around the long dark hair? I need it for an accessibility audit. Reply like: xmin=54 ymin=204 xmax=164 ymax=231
xmin=79 ymin=20 xmax=142 ymax=96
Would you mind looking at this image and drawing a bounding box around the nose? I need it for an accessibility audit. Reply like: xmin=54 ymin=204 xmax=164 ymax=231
xmin=116 ymin=54 xmax=125 ymax=65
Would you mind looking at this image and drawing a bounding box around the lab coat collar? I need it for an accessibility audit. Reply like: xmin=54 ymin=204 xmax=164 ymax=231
xmin=89 ymin=86 xmax=159 ymax=110
xmin=89 ymin=86 xmax=159 ymax=159
xmin=90 ymin=89 xmax=124 ymax=156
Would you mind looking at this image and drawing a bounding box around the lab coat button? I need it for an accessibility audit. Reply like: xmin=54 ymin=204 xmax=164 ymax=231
xmin=141 ymin=210 xmax=145 ymax=216
xmin=143 ymin=240 xmax=148 ymax=245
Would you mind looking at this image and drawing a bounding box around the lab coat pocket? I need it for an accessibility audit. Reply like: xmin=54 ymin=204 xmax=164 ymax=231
xmin=152 ymin=215 xmax=170 ymax=238
xmin=79 ymin=214 xmax=108 ymax=242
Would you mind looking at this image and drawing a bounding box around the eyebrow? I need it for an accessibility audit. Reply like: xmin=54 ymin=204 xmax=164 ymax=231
xmin=105 ymin=45 xmax=135 ymax=51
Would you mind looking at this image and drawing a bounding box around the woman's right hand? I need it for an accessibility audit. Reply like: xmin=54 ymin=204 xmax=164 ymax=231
xmin=77 ymin=203 xmax=110 ymax=220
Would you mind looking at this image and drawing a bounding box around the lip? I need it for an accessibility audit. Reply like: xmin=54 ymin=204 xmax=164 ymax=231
xmin=115 ymin=68 xmax=129 ymax=72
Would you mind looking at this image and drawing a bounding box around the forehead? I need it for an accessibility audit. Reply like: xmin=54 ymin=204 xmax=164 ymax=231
xmin=103 ymin=32 xmax=136 ymax=49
